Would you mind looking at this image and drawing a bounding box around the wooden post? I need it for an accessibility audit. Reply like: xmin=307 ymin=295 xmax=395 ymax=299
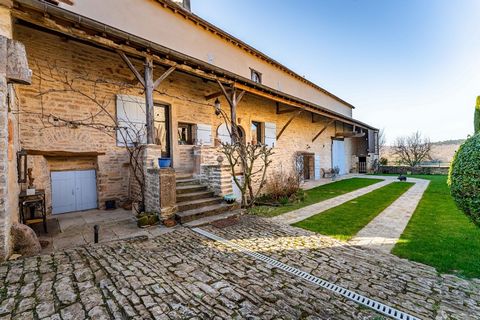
xmin=144 ymin=57 xmax=155 ymax=144
xmin=217 ymin=80 xmax=245 ymax=143
xmin=118 ymin=51 xmax=176 ymax=145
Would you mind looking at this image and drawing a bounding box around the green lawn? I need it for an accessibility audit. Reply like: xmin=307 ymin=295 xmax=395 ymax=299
xmin=392 ymin=175 xmax=480 ymax=279
xmin=293 ymin=182 xmax=414 ymax=241
xmin=250 ymin=178 xmax=383 ymax=217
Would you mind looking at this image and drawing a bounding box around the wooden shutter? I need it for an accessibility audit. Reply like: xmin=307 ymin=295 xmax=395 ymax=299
xmin=217 ymin=123 xmax=231 ymax=144
xmin=116 ymin=95 xmax=147 ymax=146
xmin=314 ymin=154 xmax=321 ymax=180
xmin=196 ymin=124 xmax=212 ymax=145
xmin=264 ymin=122 xmax=276 ymax=147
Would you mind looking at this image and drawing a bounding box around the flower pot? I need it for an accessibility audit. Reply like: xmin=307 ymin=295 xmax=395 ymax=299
xmin=158 ymin=158 xmax=171 ymax=168
xmin=224 ymin=194 xmax=236 ymax=204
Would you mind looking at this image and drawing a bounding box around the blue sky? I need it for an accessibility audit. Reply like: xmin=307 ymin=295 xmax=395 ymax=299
xmin=192 ymin=0 xmax=480 ymax=144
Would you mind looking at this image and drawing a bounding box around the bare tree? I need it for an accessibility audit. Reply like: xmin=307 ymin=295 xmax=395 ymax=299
xmin=393 ymin=131 xmax=431 ymax=167
xmin=378 ymin=128 xmax=387 ymax=156
xmin=215 ymin=100 xmax=274 ymax=208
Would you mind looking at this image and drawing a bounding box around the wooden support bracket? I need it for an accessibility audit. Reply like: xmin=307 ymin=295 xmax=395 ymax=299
xmin=276 ymin=110 xmax=303 ymax=140
xmin=118 ymin=50 xmax=145 ymax=88
xmin=276 ymin=102 xmax=297 ymax=114
xmin=312 ymin=119 xmax=335 ymax=142
xmin=153 ymin=65 xmax=177 ymax=90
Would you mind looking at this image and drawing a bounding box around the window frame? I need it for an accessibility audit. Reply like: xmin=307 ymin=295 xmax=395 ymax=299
xmin=251 ymin=121 xmax=264 ymax=144
xmin=250 ymin=68 xmax=262 ymax=84
xmin=177 ymin=122 xmax=195 ymax=145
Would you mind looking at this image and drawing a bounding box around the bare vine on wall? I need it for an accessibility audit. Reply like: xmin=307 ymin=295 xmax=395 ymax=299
xmin=13 ymin=60 xmax=151 ymax=210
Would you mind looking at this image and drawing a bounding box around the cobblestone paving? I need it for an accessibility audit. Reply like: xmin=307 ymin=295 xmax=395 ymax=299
xmin=349 ymin=177 xmax=430 ymax=252
xmin=1 ymin=216 xmax=479 ymax=319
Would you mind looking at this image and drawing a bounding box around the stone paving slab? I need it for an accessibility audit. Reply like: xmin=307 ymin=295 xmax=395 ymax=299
xmin=0 ymin=216 xmax=478 ymax=319
xmin=271 ymin=177 xmax=392 ymax=225
xmin=349 ymin=177 xmax=430 ymax=252
xmin=203 ymin=216 xmax=480 ymax=319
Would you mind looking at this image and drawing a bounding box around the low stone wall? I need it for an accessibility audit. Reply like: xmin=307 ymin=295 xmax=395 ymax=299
xmin=199 ymin=164 xmax=233 ymax=197
xmin=378 ymin=165 xmax=449 ymax=175
xmin=144 ymin=168 xmax=177 ymax=220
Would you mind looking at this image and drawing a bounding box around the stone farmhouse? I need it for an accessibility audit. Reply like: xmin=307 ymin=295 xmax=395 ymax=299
xmin=0 ymin=0 xmax=378 ymax=259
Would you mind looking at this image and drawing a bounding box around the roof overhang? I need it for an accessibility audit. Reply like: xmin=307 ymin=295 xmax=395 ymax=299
xmin=11 ymin=0 xmax=378 ymax=131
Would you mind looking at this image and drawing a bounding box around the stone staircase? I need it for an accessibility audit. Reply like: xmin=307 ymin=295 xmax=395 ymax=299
xmin=175 ymin=173 xmax=239 ymax=225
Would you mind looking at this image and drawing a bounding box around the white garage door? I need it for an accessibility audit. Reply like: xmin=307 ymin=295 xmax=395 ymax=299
xmin=332 ymin=140 xmax=347 ymax=175
xmin=51 ymin=170 xmax=98 ymax=214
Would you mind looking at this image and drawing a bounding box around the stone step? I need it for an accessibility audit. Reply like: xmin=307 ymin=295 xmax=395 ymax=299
xmin=176 ymin=202 xmax=240 ymax=224
xmin=176 ymin=190 xmax=215 ymax=203
xmin=176 ymin=184 xmax=208 ymax=194
xmin=183 ymin=209 xmax=243 ymax=228
xmin=177 ymin=197 xmax=223 ymax=212
xmin=176 ymin=178 xmax=199 ymax=186
xmin=176 ymin=172 xmax=194 ymax=180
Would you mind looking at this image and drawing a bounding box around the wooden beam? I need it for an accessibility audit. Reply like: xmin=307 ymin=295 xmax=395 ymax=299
xmin=276 ymin=103 xmax=297 ymax=114
xmin=311 ymin=113 xmax=323 ymax=123
xmin=312 ymin=119 xmax=335 ymax=142
xmin=205 ymin=91 xmax=225 ymax=101
xmin=153 ymin=65 xmax=177 ymax=90
xmin=216 ymin=80 xmax=234 ymax=107
xmin=25 ymin=150 xmax=105 ymax=157
xmin=277 ymin=110 xmax=303 ymax=140
xmin=118 ymin=51 xmax=145 ymax=88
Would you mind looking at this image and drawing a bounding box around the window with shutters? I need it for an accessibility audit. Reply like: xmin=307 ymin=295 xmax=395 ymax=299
xmin=251 ymin=121 xmax=264 ymax=144
xmin=177 ymin=123 xmax=194 ymax=145
xmin=116 ymin=95 xmax=147 ymax=146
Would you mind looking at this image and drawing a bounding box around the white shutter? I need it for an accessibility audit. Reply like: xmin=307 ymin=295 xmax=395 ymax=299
xmin=196 ymin=124 xmax=212 ymax=146
xmin=264 ymin=122 xmax=276 ymax=147
xmin=314 ymin=154 xmax=321 ymax=180
xmin=116 ymin=95 xmax=147 ymax=146
xmin=217 ymin=123 xmax=231 ymax=144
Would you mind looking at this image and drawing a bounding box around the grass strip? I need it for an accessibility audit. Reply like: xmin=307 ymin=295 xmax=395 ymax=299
xmin=293 ymin=182 xmax=413 ymax=241
xmin=391 ymin=175 xmax=480 ymax=279
xmin=250 ymin=178 xmax=383 ymax=217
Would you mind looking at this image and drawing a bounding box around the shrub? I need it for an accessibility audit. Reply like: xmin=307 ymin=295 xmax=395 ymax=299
xmin=379 ymin=157 xmax=388 ymax=165
xmin=448 ymin=134 xmax=480 ymax=226
xmin=266 ymin=169 xmax=302 ymax=201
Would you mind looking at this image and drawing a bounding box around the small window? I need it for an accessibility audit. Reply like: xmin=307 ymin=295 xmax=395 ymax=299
xmin=250 ymin=69 xmax=262 ymax=84
xmin=251 ymin=121 xmax=264 ymax=144
xmin=178 ymin=123 xmax=194 ymax=145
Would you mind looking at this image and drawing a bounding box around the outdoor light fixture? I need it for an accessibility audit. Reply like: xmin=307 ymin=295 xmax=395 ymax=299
xmin=214 ymin=98 xmax=221 ymax=115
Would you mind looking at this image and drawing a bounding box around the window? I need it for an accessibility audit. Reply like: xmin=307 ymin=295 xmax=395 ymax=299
xmin=116 ymin=95 xmax=147 ymax=146
xmin=178 ymin=123 xmax=194 ymax=145
xmin=251 ymin=121 xmax=264 ymax=144
xmin=250 ymin=69 xmax=262 ymax=84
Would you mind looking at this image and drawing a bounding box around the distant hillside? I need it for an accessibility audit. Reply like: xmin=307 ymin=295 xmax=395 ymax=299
xmin=383 ymin=139 xmax=465 ymax=165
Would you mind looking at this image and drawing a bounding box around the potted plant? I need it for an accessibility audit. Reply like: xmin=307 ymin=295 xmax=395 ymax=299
xmin=136 ymin=212 xmax=159 ymax=228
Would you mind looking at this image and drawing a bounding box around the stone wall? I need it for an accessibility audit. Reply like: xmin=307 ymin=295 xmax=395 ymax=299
xmin=378 ymin=165 xmax=449 ymax=175
xmin=12 ymin=24 xmax=369 ymax=217
xmin=144 ymin=168 xmax=177 ymax=220
xmin=199 ymin=164 xmax=233 ymax=197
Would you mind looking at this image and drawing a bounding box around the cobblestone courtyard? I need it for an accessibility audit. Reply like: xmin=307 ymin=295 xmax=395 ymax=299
xmin=1 ymin=216 xmax=479 ymax=319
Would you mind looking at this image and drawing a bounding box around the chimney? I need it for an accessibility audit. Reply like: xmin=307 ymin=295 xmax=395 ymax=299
xmin=172 ymin=0 xmax=191 ymax=11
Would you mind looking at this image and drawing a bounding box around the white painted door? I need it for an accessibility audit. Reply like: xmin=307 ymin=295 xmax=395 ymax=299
xmin=332 ymin=140 xmax=347 ymax=175
xmin=51 ymin=170 xmax=98 ymax=214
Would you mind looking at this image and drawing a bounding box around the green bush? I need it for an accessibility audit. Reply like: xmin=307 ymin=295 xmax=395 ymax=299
xmin=475 ymin=96 xmax=480 ymax=134
xmin=448 ymin=134 xmax=480 ymax=226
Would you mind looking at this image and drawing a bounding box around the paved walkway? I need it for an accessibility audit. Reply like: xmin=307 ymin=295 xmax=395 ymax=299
xmin=349 ymin=177 xmax=430 ymax=252
xmin=38 ymin=209 xmax=174 ymax=254
xmin=1 ymin=216 xmax=478 ymax=319
xmin=271 ymin=176 xmax=393 ymax=225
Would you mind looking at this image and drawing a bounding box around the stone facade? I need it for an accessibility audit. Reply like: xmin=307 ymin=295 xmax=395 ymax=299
xmin=10 ymin=24 xmax=370 ymax=212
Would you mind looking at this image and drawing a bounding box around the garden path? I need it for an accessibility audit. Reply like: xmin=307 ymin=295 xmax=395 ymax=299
xmin=271 ymin=176 xmax=392 ymax=225
xmin=348 ymin=176 xmax=430 ymax=253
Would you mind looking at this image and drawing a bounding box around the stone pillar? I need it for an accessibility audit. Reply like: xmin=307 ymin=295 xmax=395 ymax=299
xmin=142 ymin=145 xmax=177 ymax=221
xmin=0 ymin=2 xmax=12 ymax=261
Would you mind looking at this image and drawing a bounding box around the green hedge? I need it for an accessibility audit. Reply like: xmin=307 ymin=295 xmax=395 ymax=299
xmin=448 ymin=134 xmax=480 ymax=226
